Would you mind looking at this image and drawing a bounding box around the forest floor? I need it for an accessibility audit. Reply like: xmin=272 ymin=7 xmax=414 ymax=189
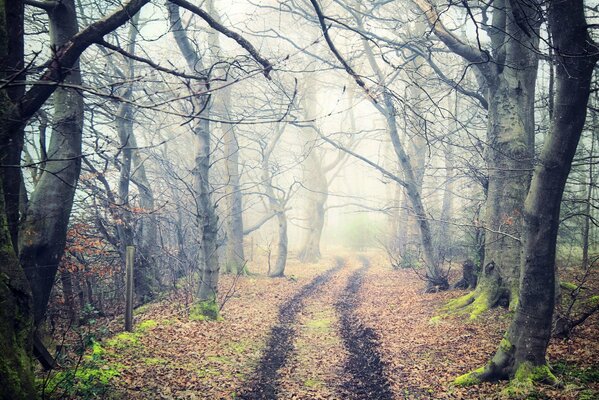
xmin=40 ymin=250 xmax=599 ymax=399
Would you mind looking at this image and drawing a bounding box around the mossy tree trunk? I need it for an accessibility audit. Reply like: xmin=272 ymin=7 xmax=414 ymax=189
xmin=0 ymin=0 xmax=24 ymax=252
xmin=456 ymin=0 xmax=597 ymax=389
xmin=0 ymin=2 xmax=35 ymax=397
xmin=0 ymin=191 xmax=34 ymax=399
xmin=415 ymin=0 xmax=540 ymax=313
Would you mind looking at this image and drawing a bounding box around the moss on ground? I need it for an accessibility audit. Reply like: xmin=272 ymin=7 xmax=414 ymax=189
xmin=190 ymin=299 xmax=221 ymax=321
xmin=40 ymin=342 xmax=125 ymax=399
xmin=136 ymin=319 xmax=158 ymax=332
xmin=105 ymin=332 xmax=140 ymax=349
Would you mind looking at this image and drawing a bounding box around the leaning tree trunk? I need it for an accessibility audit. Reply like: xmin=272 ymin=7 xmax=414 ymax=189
xmin=455 ymin=0 xmax=597 ymax=388
xmin=357 ymin=30 xmax=447 ymax=290
xmin=19 ymin=0 xmax=84 ymax=325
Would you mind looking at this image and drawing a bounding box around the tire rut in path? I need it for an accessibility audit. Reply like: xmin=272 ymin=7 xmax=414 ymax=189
xmin=238 ymin=257 xmax=346 ymax=400
xmin=336 ymin=256 xmax=394 ymax=400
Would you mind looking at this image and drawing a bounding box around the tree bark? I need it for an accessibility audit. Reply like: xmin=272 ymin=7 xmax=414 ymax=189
xmin=298 ymin=150 xmax=327 ymax=263
xmin=0 ymin=4 xmax=35 ymax=395
xmin=168 ymin=3 xmax=220 ymax=306
xmin=0 ymin=0 xmax=24 ymax=252
xmin=456 ymin=0 xmax=597 ymax=387
xmin=416 ymin=0 xmax=541 ymax=315
xmin=270 ymin=211 xmax=288 ymax=277
xmin=19 ymin=0 xmax=84 ymax=325
xmin=222 ymin=89 xmax=245 ymax=274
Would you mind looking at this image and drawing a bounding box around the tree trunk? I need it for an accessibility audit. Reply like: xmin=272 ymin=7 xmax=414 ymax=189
xmin=19 ymin=0 xmax=84 ymax=325
xmin=359 ymin=30 xmax=448 ymax=290
xmin=168 ymin=3 xmax=220 ymax=313
xmin=269 ymin=212 xmax=288 ymax=277
xmin=298 ymin=151 xmax=327 ymax=263
xmin=0 ymin=208 xmax=34 ymax=399
xmin=0 ymin=4 xmax=35 ymax=393
xmin=0 ymin=0 xmax=25 ymax=252
xmin=456 ymin=0 xmax=597 ymax=388
xmin=116 ymin=13 xmax=158 ymax=302
xmin=440 ymin=1 xmax=541 ymax=317
xmin=222 ymin=90 xmax=245 ymax=274
xmin=60 ymin=269 xmax=77 ymax=322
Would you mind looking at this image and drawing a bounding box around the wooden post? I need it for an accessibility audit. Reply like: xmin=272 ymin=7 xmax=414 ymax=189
xmin=125 ymin=245 xmax=135 ymax=332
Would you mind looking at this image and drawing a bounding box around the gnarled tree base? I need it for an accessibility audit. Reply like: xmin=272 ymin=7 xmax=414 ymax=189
xmin=442 ymin=262 xmax=511 ymax=319
xmin=454 ymin=337 xmax=557 ymax=398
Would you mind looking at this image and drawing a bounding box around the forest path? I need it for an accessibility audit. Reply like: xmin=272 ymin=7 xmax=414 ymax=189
xmin=92 ymin=251 xmax=599 ymax=400
xmin=335 ymin=256 xmax=394 ymax=400
xmin=239 ymin=255 xmax=394 ymax=400
xmin=238 ymin=257 xmax=347 ymax=399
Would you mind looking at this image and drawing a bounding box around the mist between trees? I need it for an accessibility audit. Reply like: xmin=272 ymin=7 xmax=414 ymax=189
xmin=1 ymin=0 xmax=598 ymax=398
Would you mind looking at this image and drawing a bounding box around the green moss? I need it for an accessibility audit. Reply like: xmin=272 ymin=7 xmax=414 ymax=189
xmin=585 ymin=295 xmax=599 ymax=308
xmin=429 ymin=316 xmax=442 ymax=325
xmin=136 ymin=319 xmax=158 ymax=333
xmin=105 ymin=332 xmax=140 ymax=349
xmin=229 ymin=340 xmax=251 ymax=354
xmin=553 ymin=361 xmax=599 ymax=384
xmin=502 ymin=362 xmax=558 ymax=397
xmin=42 ymin=347 xmax=125 ymax=398
xmin=499 ymin=337 xmax=513 ymax=353
xmin=207 ymin=355 xmax=231 ymax=364
xmin=579 ymin=389 xmax=599 ymax=400
xmin=453 ymin=366 xmax=484 ymax=387
xmin=560 ymin=281 xmax=579 ymax=292
xmin=467 ymin=293 xmax=493 ymax=320
xmin=442 ymin=291 xmax=475 ymax=312
xmin=189 ymin=299 xmax=221 ymax=321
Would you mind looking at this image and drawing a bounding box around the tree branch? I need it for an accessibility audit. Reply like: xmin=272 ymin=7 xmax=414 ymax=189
xmin=12 ymin=0 xmax=151 ymax=129
xmin=411 ymin=0 xmax=495 ymax=79
xmin=168 ymin=0 xmax=272 ymax=78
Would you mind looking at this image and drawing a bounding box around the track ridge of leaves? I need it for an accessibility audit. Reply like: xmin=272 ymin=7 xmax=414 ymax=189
xmin=335 ymin=255 xmax=394 ymax=400
xmin=238 ymin=257 xmax=346 ymax=400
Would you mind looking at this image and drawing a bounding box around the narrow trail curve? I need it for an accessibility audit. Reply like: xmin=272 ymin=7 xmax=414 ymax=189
xmin=238 ymin=257 xmax=346 ymax=400
xmin=336 ymin=256 xmax=394 ymax=400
